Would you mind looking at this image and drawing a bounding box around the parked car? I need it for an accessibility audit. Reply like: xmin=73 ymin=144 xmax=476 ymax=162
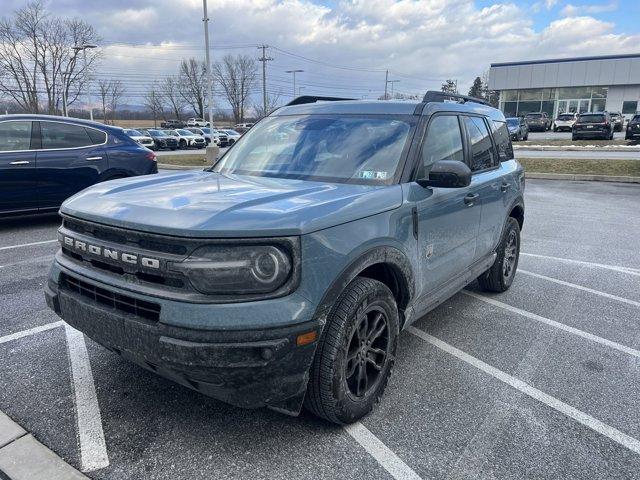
xmin=553 ymin=112 xmax=578 ymax=132
xmin=186 ymin=118 xmax=210 ymax=127
xmin=220 ymin=129 xmax=242 ymax=145
xmin=185 ymin=127 xmax=213 ymax=145
xmin=572 ymin=112 xmax=614 ymax=140
xmin=210 ymin=128 xmax=229 ymax=147
xmin=45 ymin=92 xmax=524 ymax=424
xmin=0 ymin=114 xmax=157 ymax=217
xmin=609 ymin=112 xmax=624 ymax=132
xmin=235 ymin=122 xmax=254 ymax=129
xmin=123 ymin=129 xmax=155 ymax=149
xmin=161 ymin=119 xmax=185 ymax=129
xmin=141 ymin=129 xmax=179 ymax=151
xmin=167 ymin=129 xmax=207 ymax=149
xmin=524 ymin=112 xmax=551 ymax=131
xmin=506 ymin=117 xmax=528 ymax=141
xmin=624 ymin=114 xmax=640 ymax=141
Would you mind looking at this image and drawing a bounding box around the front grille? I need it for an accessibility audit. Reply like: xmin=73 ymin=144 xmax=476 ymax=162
xmin=61 ymin=273 xmax=161 ymax=321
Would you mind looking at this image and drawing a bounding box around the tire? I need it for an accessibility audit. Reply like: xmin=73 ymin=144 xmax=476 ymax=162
xmin=170 ymin=147 xmax=177 ymax=151
xmin=477 ymin=217 xmax=520 ymax=293
xmin=553 ymin=126 xmax=558 ymax=132
xmin=523 ymin=133 xmax=528 ymax=141
xmin=304 ymin=277 xmax=399 ymax=424
xmin=572 ymin=134 xmax=577 ymax=141
xmin=179 ymin=140 xmax=187 ymax=149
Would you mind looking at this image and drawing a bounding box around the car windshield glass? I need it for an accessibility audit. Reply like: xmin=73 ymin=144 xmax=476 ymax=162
xmin=125 ymin=129 xmax=141 ymax=136
xmin=558 ymin=114 xmax=574 ymax=121
xmin=162 ymin=130 xmax=174 ymax=135
xmin=526 ymin=113 xmax=542 ymax=118
xmin=201 ymin=128 xmax=211 ymax=133
xmin=579 ymin=114 xmax=605 ymax=123
xmin=213 ymin=114 xmax=415 ymax=184
xmin=633 ymin=115 xmax=640 ymax=122
xmin=147 ymin=130 xmax=161 ymax=137
xmin=506 ymin=119 xmax=519 ymax=127
xmin=177 ymin=129 xmax=191 ymax=135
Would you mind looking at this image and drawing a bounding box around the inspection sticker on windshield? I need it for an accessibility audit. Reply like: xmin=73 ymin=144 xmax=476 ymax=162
xmin=359 ymin=171 xmax=388 ymax=180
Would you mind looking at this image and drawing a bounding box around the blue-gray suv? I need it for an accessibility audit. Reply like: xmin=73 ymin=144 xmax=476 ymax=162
xmin=45 ymin=92 xmax=524 ymax=424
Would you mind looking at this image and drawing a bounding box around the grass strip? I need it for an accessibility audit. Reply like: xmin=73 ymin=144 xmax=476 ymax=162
xmin=519 ymin=157 xmax=640 ymax=177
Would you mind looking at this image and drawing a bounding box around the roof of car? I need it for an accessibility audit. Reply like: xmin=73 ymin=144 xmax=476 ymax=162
xmin=0 ymin=114 xmax=124 ymax=133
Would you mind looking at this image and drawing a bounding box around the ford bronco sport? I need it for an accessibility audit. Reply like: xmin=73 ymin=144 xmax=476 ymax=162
xmin=45 ymin=92 xmax=524 ymax=424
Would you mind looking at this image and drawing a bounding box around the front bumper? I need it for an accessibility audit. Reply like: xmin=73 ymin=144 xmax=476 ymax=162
xmin=45 ymin=258 xmax=320 ymax=412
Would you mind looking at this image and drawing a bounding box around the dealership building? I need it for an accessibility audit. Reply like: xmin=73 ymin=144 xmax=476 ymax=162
xmin=488 ymin=53 xmax=640 ymax=120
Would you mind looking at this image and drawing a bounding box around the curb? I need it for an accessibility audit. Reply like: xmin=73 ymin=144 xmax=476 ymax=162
xmin=0 ymin=410 xmax=87 ymax=480
xmin=525 ymin=172 xmax=640 ymax=183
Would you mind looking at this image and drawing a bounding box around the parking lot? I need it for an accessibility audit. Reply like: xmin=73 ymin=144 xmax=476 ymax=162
xmin=1 ymin=179 xmax=639 ymax=479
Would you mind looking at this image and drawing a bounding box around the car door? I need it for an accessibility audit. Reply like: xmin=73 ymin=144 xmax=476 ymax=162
xmin=36 ymin=120 xmax=108 ymax=210
xmin=0 ymin=120 xmax=38 ymax=214
xmin=412 ymin=113 xmax=482 ymax=296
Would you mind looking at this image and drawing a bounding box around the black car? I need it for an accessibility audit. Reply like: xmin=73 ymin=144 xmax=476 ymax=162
xmin=0 ymin=114 xmax=157 ymax=217
xmin=524 ymin=112 xmax=551 ymax=131
xmin=160 ymin=119 xmax=185 ymax=129
xmin=142 ymin=129 xmax=179 ymax=150
xmin=609 ymin=112 xmax=624 ymax=132
xmin=572 ymin=112 xmax=614 ymax=141
xmin=506 ymin=117 xmax=528 ymax=141
xmin=625 ymin=114 xmax=640 ymax=141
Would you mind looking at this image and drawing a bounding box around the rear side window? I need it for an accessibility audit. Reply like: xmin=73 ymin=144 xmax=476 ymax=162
xmin=0 ymin=121 xmax=32 ymax=151
xmin=491 ymin=121 xmax=514 ymax=162
xmin=86 ymin=128 xmax=107 ymax=144
xmin=41 ymin=122 xmax=93 ymax=149
xmin=462 ymin=116 xmax=497 ymax=171
xmin=419 ymin=115 xmax=464 ymax=176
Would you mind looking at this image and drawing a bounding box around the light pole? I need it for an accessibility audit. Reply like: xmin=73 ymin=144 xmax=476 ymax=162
xmin=202 ymin=0 xmax=214 ymax=128
xmin=63 ymin=44 xmax=97 ymax=118
xmin=285 ymin=70 xmax=303 ymax=99
xmin=77 ymin=44 xmax=97 ymax=120
xmin=298 ymin=86 xmax=305 ymax=96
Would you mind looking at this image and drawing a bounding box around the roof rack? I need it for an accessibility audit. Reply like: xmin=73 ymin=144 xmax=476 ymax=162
xmin=286 ymin=95 xmax=355 ymax=106
xmin=422 ymin=90 xmax=490 ymax=107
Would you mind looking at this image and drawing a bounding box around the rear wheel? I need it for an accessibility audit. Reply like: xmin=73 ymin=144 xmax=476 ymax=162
xmin=304 ymin=277 xmax=398 ymax=424
xmin=179 ymin=140 xmax=187 ymax=149
xmin=478 ymin=217 xmax=520 ymax=293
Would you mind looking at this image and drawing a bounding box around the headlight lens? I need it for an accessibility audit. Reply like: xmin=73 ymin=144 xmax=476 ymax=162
xmin=172 ymin=244 xmax=292 ymax=295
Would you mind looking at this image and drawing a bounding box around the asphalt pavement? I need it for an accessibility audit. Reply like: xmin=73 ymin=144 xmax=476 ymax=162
xmin=1 ymin=179 xmax=640 ymax=479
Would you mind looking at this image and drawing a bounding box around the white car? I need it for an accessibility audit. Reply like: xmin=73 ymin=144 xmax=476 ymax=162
xmin=553 ymin=113 xmax=578 ymax=132
xmin=166 ymin=129 xmax=207 ymax=149
xmin=123 ymin=129 xmax=155 ymax=149
xmin=221 ymin=129 xmax=241 ymax=145
xmin=186 ymin=118 xmax=210 ymax=127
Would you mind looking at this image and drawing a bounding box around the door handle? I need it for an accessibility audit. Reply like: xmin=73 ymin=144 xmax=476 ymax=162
xmin=9 ymin=160 xmax=30 ymax=165
xmin=464 ymin=193 xmax=479 ymax=206
xmin=501 ymin=182 xmax=511 ymax=192
xmin=86 ymin=156 xmax=103 ymax=161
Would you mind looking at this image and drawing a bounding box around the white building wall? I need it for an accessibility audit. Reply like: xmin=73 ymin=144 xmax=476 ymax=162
xmin=605 ymin=85 xmax=640 ymax=115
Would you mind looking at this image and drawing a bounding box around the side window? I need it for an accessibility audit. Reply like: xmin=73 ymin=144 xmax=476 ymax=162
xmin=491 ymin=120 xmax=514 ymax=162
xmin=419 ymin=115 xmax=464 ymax=176
xmin=0 ymin=121 xmax=32 ymax=152
xmin=41 ymin=122 xmax=93 ymax=149
xmin=85 ymin=128 xmax=107 ymax=145
xmin=462 ymin=116 xmax=497 ymax=172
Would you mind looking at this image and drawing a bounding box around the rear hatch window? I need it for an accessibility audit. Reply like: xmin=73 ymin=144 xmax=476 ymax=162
xmin=578 ymin=114 xmax=605 ymax=123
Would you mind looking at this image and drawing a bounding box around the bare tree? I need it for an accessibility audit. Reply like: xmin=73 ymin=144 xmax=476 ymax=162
xmin=109 ymin=79 xmax=124 ymax=122
xmin=144 ymin=82 xmax=165 ymax=127
xmin=253 ymin=90 xmax=281 ymax=118
xmin=161 ymin=76 xmax=185 ymax=120
xmin=178 ymin=58 xmax=206 ymax=118
xmin=96 ymin=79 xmax=124 ymax=124
xmin=97 ymin=79 xmax=110 ymax=122
xmin=214 ymin=54 xmax=257 ymax=124
xmin=0 ymin=1 xmax=100 ymax=114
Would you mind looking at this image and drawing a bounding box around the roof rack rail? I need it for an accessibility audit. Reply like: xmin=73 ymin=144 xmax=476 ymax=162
xmin=286 ymin=95 xmax=354 ymax=106
xmin=422 ymin=90 xmax=490 ymax=107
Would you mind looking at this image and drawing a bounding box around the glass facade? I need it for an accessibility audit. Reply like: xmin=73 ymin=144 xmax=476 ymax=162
xmin=499 ymin=87 xmax=609 ymax=118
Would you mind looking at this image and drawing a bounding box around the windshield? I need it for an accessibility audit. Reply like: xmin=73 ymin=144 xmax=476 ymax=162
xmin=177 ymin=129 xmax=192 ymax=135
xmin=557 ymin=114 xmax=575 ymax=121
xmin=147 ymin=130 xmax=162 ymax=137
xmin=526 ymin=113 xmax=542 ymax=118
xmin=213 ymin=114 xmax=415 ymax=184
xmin=578 ymin=114 xmax=605 ymax=123
xmin=506 ymin=118 xmax=519 ymax=127
xmin=201 ymin=127 xmax=211 ymax=134
xmin=125 ymin=129 xmax=142 ymax=136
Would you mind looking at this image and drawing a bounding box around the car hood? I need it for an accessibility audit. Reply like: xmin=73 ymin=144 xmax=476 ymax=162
xmin=60 ymin=171 xmax=402 ymax=237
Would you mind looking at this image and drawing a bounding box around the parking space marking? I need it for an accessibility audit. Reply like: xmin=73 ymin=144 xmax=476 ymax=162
xmin=0 ymin=254 xmax=56 ymax=270
xmin=521 ymin=252 xmax=640 ymax=277
xmin=519 ymin=269 xmax=640 ymax=308
xmin=344 ymin=422 xmax=422 ymax=480
xmin=0 ymin=321 xmax=64 ymax=345
xmin=462 ymin=291 xmax=640 ymax=359
xmin=65 ymin=325 xmax=109 ymax=472
xmin=0 ymin=239 xmax=57 ymax=252
xmin=406 ymin=326 xmax=640 ymax=456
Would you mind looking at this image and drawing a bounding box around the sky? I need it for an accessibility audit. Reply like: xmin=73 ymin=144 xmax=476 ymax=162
xmin=4 ymin=0 xmax=639 ymax=109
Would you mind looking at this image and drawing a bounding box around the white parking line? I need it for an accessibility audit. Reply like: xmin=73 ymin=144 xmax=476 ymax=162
xmin=0 ymin=239 xmax=57 ymax=252
xmin=519 ymin=269 xmax=640 ymax=308
xmin=65 ymin=325 xmax=109 ymax=472
xmin=462 ymin=291 xmax=640 ymax=359
xmin=344 ymin=422 xmax=422 ymax=480
xmin=521 ymin=252 xmax=640 ymax=277
xmin=0 ymin=321 xmax=64 ymax=345
xmin=406 ymin=326 xmax=640 ymax=456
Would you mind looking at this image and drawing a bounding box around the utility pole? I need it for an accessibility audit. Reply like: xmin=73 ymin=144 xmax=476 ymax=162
xmin=387 ymin=79 xmax=400 ymax=99
xmin=202 ymin=0 xmax=214 ymax=128
xmin=384 ymin=70 xmax=388 ymax=100
xmin=257 ymin=45 xmax=273 ymax=115
xmin=285 ymin=70 xmax=303 ymax=99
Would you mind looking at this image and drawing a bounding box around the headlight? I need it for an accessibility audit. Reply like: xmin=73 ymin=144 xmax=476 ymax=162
xmin=171 ymin=244 xmax=294 ymax=295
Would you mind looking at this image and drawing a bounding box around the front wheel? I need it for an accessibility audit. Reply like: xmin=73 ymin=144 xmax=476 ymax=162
xmin=304 ymin=277 xmax=398 ymax=424
xmin=477 ymin=217 xmax=520 ymax=292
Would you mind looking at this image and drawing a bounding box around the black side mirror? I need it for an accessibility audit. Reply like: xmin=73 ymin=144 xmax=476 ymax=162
xmin=417 ymin=160 xmax=472 ymax=189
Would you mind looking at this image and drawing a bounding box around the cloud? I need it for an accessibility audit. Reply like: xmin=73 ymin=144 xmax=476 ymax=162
xmin=560 ymin=1 xmax=618 ymax=17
